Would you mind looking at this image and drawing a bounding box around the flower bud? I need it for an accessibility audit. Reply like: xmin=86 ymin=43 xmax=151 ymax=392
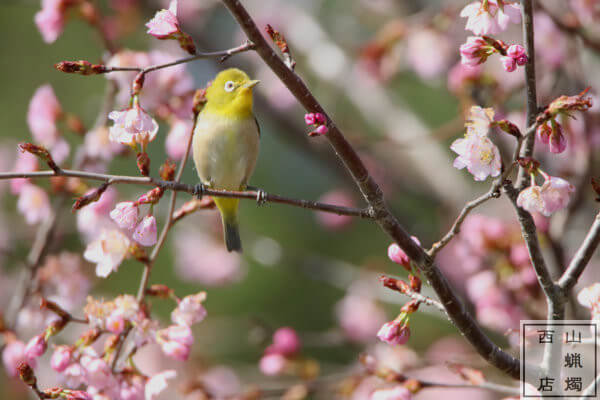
xmin=159 ymin=159 xmax=177 ymax=181
xmin=17 ymin=362 xmax=36 ymax=387
xmin=136 ymin=152 xmax=150 ymax=176
xmin=24 ymin=334 xmax=47 ymax=361
xmin=55 ymin=60 xmax=107 ymax=75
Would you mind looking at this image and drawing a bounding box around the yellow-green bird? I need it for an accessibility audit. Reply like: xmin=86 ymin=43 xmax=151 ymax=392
xmin=192 ymin=68 xmax=260 ymax=252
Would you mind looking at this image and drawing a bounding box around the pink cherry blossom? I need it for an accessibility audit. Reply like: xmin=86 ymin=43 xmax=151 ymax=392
xmin=577 ymin=283 xmax=600 ymax=309
xmin=27 ymin=84 xmax=62 ymax=144
xmin=146 ymin=0 xmax=180 ymax=39
xmin=133 ymin=215 xmax=158 ymax=247
xmin=267 ymin=327 xmax=301 ymax=357
xmin=500 ymin=56 xmax=517 ymax=72
xmin=76 ymin=187 xmax=117 ymax=241
xmin=106 ymin=311 xmax=126 ymax=334
xmin=110 ymin=202 xmax=139 ymax=230
xmin=450 ymin=133 xmax=501 ymax=181
xmin=80 ymin=355 xmax=114 ymax=390
xmin=34 ymin=0 xmax=66 ymax=43
xmin=50 ymin=345 xmax=72 ymax=372
xmin=459 ymin=36 xmax=493 ymax=67
xmin=83 ymin=229 xmax=131 ymax=277
xmin=157 ymin=325 xmax=194 ymax=360
xmin=549 ymin=126 xmax=567 ymax=153
xmin=84 ymin=126 xmax=123 ymax=161
xmin=63 ymin=390 xmax=93 ymax=400
xmin=312 ymin=125 xmax=329 ymax=135
xmin=540 ymin=176 xmax=575 ymax=214
xmin=259 ymin=353 xmax=287 ymax=376
xmin=377 ymin=320 xmax=410 ymax=345
xmin=388 ymin=236 xmax=421 ymax=267
xmin=507 ymin=44 xmax=528 ymax=66
xmin=145 ymin=370 xmax=176 ymax=400
xmin=466 ymin=106 xmax=495 ymax=136
xmin=119 ymin=375 xmax=145 ymax=400
xmin=460 ymin=1 xmax=522 ymax=35
xmin=406 ymin=28 xmax=452 ymax=79
xmin=165 ymin=118 xmax=193 ymax=160
xmin=304 ymin=113 xmax=317 ymax=125
xmin=516 ymin=184 xmax=545 ymax=215
xmin=2 ymin=340 xmax=32 ymax=377
xmin=17 ymin=183 xmax=51 ymax=225
xmin=171 ymin=292 xmax=208 ymax=326
xmin=335 ymin=294 xmax=387 ymax=342
xmin=108 ymin=106 xmax=159 ymax=147
xmin=24 ymin=334 xmax=47 ymax=361
xmin=370 ymin=386 xmax=413 ymax=400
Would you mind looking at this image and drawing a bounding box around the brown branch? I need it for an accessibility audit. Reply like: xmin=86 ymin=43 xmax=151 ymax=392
xmin=558 ymin=212 xmax=600 ymax=291
xmin=219 ymin=0 xmax=520 ymax=379
xmin=0 ymin=170 xmax=371 ymax=218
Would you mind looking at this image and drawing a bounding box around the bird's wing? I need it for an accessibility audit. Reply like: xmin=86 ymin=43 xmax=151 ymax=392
xmin=254 ymin=116 xmax=261 ymax=138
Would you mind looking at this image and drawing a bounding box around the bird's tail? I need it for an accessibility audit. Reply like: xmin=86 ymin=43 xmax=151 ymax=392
xmin=215 ymin=198 xmax=242 ymax=252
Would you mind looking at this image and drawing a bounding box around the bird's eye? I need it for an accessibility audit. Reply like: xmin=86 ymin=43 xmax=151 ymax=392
xmin=224 ymin=81 xmax=235 ymax=92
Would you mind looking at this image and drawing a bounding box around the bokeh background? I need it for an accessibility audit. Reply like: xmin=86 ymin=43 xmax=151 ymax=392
xmin=1 ymin=0 xmax=600 ymax=399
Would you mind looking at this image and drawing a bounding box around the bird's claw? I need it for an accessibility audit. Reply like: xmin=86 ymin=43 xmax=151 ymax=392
xmin=255 ymin=189 xmax=267 ymax=206
xmin=193 ymin=183 xmax=205 ymax=200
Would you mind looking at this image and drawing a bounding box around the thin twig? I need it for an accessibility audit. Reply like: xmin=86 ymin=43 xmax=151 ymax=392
xmin=0 ymin=170 xmax=371 ymax=218
xmin=219 ymin=0 xmax=520 ymax=379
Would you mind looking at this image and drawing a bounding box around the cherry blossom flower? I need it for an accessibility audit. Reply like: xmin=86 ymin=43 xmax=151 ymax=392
xmin=83 ymin=229 xmax=131 ymax=277
xmin=106 ymin=312 xmax=126 ymax=334
xmin=199 ymin=366 xmax=241 ymax=398
xmin=133 ymin=215 xmax=158 ymax=247
xmin=84 ymin=126 xmax=123 ymax=161
xmin=80 ymin=354 xmax=114 ymax=390
xmin=171 ymin=292 xmax=207 ymax=326
xmin=146 ymin=0 xmax=180 ymax=38
xmin=465 ymin=106 xmax=495 ymax=136
xmin=447 ymin=62 xmax=483 ymax=93
xmin=460 ymin=0 xmax=522 ymax=35
xmin=405 ymin=28 xmax=452 ymax=79
xmin=2 ymin=340 xmax=31 ymax=377
xmin=459 ymin=36 xmax=494 ymax=67
xmin=157 ymin=325 xmax=194 ymax=360
xmin=76 ymin=187 xmax=117 ymax=242
xmin=516 ymin=184 xmax=545 ymax=215
xmin=146 ymin=370 xmax=177 ymax=400
xmin=259 ymin=353 xmax=287 ymax=376
xmin=50 ymin=345 xmax=72 ymax=372
xmin=119 ymin=375 xmax=145 ymax=400
xmin=24 ymin=334 xmax=47 ymax=361
xmin=370 ymin=386 xmax=413 ymax=400
xmin=507 ymin=44 xmax=528 ymax=66
xmin=540 ymin=176 xmax=575 ymax=214
xmin=17 ymin=183 xmax=51 ymax=225
xmin=110 ymin=202 xmax=139 ymax=230
xmin=34 ymin=0 xmax=66 ymax=43
xmin=108 ymin=105 xmax=159 ymax=148
xmin=377 ymin=320 xmax=410 ymax=345
xmin=451 ymin=133 xmax=501 ymax=181
xmin=165 ymin=118 xmax=193 ymax=160
xmin=27 ymin=84 xmax=62 ymax=143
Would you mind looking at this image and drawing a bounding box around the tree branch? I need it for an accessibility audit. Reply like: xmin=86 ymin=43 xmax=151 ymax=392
xmin=537 ymin=2 xmax=600 ymax=54
xmin=558 ymin=212 xmax=600 ymax=291
xmin=219 ymin=0 xmax=520 ymax=379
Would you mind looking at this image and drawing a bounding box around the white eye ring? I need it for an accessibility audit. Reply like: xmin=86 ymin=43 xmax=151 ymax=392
xmin=224 ymin=81 xmax=235 ymax=92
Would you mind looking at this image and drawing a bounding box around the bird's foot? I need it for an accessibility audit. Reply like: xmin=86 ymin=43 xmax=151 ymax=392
xmin=255 ymin=189 xmax=267 ymax=206
xmin=193 ymin=183 xmax=205 ymax=200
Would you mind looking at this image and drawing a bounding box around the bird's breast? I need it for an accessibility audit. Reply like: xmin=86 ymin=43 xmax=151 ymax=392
xmin=192 ymin=112 xmax=260 ymax=191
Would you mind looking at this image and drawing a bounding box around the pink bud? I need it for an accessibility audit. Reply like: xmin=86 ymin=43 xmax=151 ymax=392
xmin=2 ymin=341 xmax=31 ymax=377
xmin=506 ymin=44 xmax=526 ymax=59
xmin=313 ymin=125 xmax=329 ymax=135
xmin=259 ymin=353 xmax=287 ymax=376
xmin=110 ymin=202 xmax=139 ymax=230
xmin=269 ymin=327 xmax=301 ymax=356
xmin=304 ymin=113 xmax=316 ymax=125
xmin=314 ymin=113 xmax=326 ymax=124
xmin=157 ymin=325 xmax=194 ymax=361
xmin=146 ymin=0 xmax=180 ymax=39
xmin=376 ymin=321 xmax=410 ymax=345
xmin=516 ymin=54 xmax=528 ymax=66
xmin=133 ymin=215 xmax=158 ymax=247
xmin=387 ymin=236 xmax=420 ymax=267
xmin=549 ymin=127 xmax=567 ymax=154
xmin=50 ymin=345 xmax=72 ymax=372
xmin=64 ymin=391 xmax=94 ymax=400
xmin=24 ymin=334 xmax=47 ymax=361
xmin=500 ymin=56 xmax=517 ymax=72
xmin=536 ymin=123 xmax=552 ymax=145
xmin=34 ymin=0 xmax=67 ymax=43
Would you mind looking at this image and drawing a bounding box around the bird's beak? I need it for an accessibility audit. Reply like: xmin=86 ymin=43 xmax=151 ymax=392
xmin=242 ymin=80 xmax=260 ymax=89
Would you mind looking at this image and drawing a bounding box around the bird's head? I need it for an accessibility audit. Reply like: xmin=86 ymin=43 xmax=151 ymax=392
xmin=204 ymin=68 xmax=259 ymax=118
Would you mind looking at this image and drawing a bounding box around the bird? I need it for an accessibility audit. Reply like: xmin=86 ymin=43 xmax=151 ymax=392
xmin=192 ymin=68 xmax=260 ymax=252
